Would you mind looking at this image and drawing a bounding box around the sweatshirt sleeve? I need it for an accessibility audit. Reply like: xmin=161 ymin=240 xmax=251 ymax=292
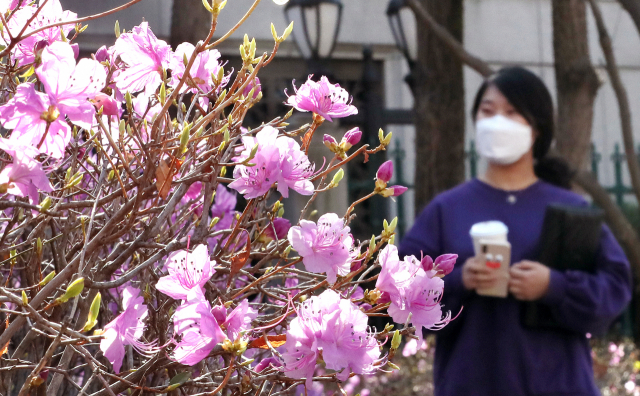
xmin=539 ymin=224 xmax=632 ymax=335
xmin=399 ymin=199 xmax=470 ymax=299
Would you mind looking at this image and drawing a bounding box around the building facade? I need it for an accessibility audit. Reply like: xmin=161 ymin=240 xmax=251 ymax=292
xmin=64 ymin=0 xmax=640 ymax=234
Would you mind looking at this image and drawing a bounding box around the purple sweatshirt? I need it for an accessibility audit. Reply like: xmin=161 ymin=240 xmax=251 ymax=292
xmin=399 ymin=179 xmax=632 ymax=396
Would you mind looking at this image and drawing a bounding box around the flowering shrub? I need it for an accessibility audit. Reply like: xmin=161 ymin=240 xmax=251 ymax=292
xmin=0 ymin=0 xmax=456 ymax=394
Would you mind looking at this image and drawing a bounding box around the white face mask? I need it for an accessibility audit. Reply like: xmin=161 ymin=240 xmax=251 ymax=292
xmin=475 ymin=114 xmax=533 ymax=165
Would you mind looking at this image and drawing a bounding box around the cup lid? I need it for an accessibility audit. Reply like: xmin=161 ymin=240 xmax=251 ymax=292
xmin=469 ymin=221 xmax=509 ymax=237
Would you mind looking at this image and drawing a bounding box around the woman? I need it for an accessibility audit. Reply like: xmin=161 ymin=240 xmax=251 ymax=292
xmin=399 ymin=67 xmax=632 ymax=396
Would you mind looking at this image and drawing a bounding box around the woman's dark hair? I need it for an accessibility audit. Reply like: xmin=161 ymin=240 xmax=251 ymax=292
xmin=471 ymin=66 xmax=573 ymax=189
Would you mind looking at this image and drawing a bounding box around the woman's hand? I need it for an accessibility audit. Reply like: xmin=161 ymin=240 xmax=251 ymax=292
xmin=462 ymin=257 xmax=501 ymax=291
xmin=508 ymin=261 xmax=550 ymax=301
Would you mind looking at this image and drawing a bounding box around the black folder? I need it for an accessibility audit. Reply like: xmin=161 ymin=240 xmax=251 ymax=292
xmin=521 ymin=203 xmax=604 ymax=331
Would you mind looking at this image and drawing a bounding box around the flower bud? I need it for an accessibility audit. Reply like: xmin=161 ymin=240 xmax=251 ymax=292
xmin=82 ymin=292 xmax=101 ymax=332
xmin=21 ymin=290 xmax=28 ymax=305
xmin=391 ymin=330 xmax=402 ymax=350
xmin=243 ymin=77 xmax=261 ymax=99
xmin=381 ymin=185 xmax=408 ymax=198
xmin=95 ymin=45 xmax=109 ymax=62
xmin=421 ymin=255 xmax=434 ymax=272
xmin=39 ymin=271 xmax=55 ymax=286
xmin=341 ymin=127 xmax=362 ymax=150
xmin=55 ymin=278 xmax=84 ymax=304
xmin=323 ymin=134 xmax=338 ymax=152
xmin=330 ymin=168 xmax=344 ymax=188
xmin=39 ymin=196 xmax=52 ymax=212
xmin=434 ymin=254 xmax=458 ymax=276
xmin=376 ymin=160 xmax=394 ymax=183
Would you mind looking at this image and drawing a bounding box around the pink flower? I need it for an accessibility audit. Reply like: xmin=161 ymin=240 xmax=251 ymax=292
xmin=376 ymin=160 xmax=393 ymax=183
xmin=341 ymin=127 xmax=362 ymax=150
xmin=169 ymin=42 xmax=226 ymax=99
xmin=95 ymin=45 xmax=109 ymax=63
xmin=156 ymin=244 xmax=215 ymax=301
xmin=255 ymin=357 xmax=282 ymax=373
xmin=0 ymin=142 xmax=53 ymax=208
xmin=376 ymin=245 xmax=450 ymax=343
xmin=287 ymin=76 xmax=358 ymax=121
xmin=276 ymin=135 xmax=315 ymax=197
xmin=100 ymin=286 xmax=156 ymax=373
xmin=323 ymin=134 xmax=338 ymax=151
xmin=218 ymin=299 xmax=258 ymax=341
xmin=421 ymin=253 xmax=457 ymax=276
xmin=0 ymin=42 xmax=106 ymax=158
xmin=381 ymin=185 xmax=408 ymax=198
xmin=171 ymin=290 xmax=226 ymax=366
xmin=229 ymin=126 xmax=282 ymax=199
xmin=113 ymin=22 xmax=172 ymax=97
xmin=92 ymin=93 xmax=120 ymax=117
xmin=243 ymin=77 xmax=261 ymax=99
xmin=282 ymin=290 xmax=380 ymax=387
xmin=264 ymin=217 xmax=291 ymax=241
xmin=229 ymin=126 xmax=314 ymax=199
xmin=8 ymin=0 xmax=77 ymax=66
xmin=287 ymin=213 xmax=356 ymax=284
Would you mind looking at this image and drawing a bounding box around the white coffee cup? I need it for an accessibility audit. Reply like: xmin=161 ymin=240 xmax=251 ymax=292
xmin=469 ymin=221 xmax=509 ymax=255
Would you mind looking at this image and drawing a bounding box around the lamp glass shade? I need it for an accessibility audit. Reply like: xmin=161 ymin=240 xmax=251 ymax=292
xmin=285 ymin=0 xmax=342 ymax=60
xmin=387 ymin=1 xmax=416 ymax=62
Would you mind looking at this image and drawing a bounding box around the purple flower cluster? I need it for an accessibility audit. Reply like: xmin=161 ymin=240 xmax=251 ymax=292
xmin=282 ymin=289 xmax=380 ymax=386
xmin=376 ymin=245 xmax=453 ymax=345
xmin=229 ymin=126 xmax=315 ymax=199
xmin=287 ymin=213 xmax=357 ymax=284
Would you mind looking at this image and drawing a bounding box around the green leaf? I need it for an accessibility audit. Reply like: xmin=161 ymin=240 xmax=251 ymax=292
xmin=166 ymin=372 xmax=191 ymax=391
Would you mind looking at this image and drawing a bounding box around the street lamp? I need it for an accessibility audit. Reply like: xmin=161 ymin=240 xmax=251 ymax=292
xmin=386 ymin=0 xmax=417 ymax=89
xmin=284 ymin=0 xmax=343 ymax=61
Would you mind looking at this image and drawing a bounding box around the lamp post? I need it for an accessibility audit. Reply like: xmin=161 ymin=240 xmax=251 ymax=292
xmin=386 ymin=0 xmax=417 ymax=90
xmin=284 ymin=0 xmax=343 ymax=71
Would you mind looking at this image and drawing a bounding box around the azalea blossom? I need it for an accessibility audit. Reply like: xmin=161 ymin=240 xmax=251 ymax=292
xmin=112 ymin=22 xmax=172 ymax=97
xmin=286 ymin=76 xmax=358 ymax=122
xmin=210 ymin=184 xmax=238 ymax=230
xmin=275 ymin=135 xmax=315 ymax=197
xmin=263 ymin=217 xmax=291 ymax=241
xmin=229 ymin=126 xmax=314 ymax=199
xmin=228 ymin=126 xmax=281 ymax=198
xmin=0 ymin=41 xmax=106 ymax=158
xmin=216 ymin=299 xmax=258 ymax=341
xmin=156 ymin=244 xmax=215 ymax=301
xmin=100 ymin=286 xmax=156 ymax=373
xmin=171 ymin=290 xmax=226 ymax=366
xmin=0 ymin=141 xmax=53 ymax=207
xmin=376 ymin=245 xmax=450 ymax=343
xmin=282 ymin=289 xmax=380 ymax=386
xmin=8 ymin=0 xmax=77 ymax=66
xmin=287 ymin=213 xmax=356 ymax=284
xmin=169 ymin=42 xmax=226 ymax=99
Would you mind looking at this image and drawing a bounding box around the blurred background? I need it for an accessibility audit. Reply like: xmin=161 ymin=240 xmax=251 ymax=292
xmin=61 ymin=0 xmax=640 ymax=393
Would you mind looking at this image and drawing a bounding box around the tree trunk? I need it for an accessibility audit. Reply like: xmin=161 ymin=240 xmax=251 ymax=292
xmin=413 ymin=0 xmax=465 ymax=212
xmin=170 ymin=0 xmax=212 ymax=47
xmin=552 ymin=0 xmax=600 ymax=170
xmin=619 ymin=0 xmax=640 ymax=36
